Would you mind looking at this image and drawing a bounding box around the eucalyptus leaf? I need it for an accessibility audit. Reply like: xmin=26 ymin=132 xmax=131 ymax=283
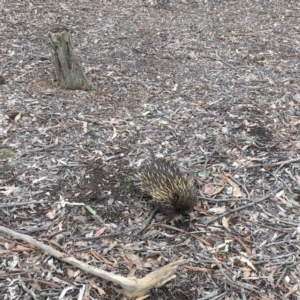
xmin=198 ymin=169 xmax=210 ymax=180
xmin=86 ymin=205 xmax=96 ymax=215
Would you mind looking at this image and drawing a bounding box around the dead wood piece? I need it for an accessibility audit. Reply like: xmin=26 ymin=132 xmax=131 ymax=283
xmin=0 ymin=225 xmax=184 ymax=298
xmin=48 ymin=31 xmax=91 ymax=90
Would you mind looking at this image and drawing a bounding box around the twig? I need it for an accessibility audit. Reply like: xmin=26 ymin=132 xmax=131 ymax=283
xmin=203 ymin=184 xmax=284 ymax=226
xmin=130 ymin=112 xmax=177 ymax=123
xmin=228 ymin=174 xmax=250 ymax=198
xmin=18 ymin=144 xmax=54 ymax=157
xmin=204 ymin=136 xmax=219 ymax=170
xmin=234 ymin=236 xmax=252 ymax=256
xmin=130 ymin=80 xmax=150 ymax=91
xmin=22 ymin=277 xmax=61 ymax=288
xmin=201 ymin=54 xmax=234 ymax=69
xmin=198 ymin=196 xmax=250 ymax=202
xmin=285 ymin=169 xmax=300 ymax=184
xmin=247 ymin=157 xmax=300 ymax=168
xmin=18 ymin=275 xmax=37 ymax=299
xmin=276 ymin=267 xmax=287 ymax=287
xmin=41 ymin=238 xmax=69 ymax=254
xmin=16 ymin=225 xmax=50 ymax=234
xmin=240 ymin=288 xmax=246 ymax=300
xmin=197 ymin=291 xmax=226 ymax=300
xmin=147 ymin=113 xmax=177 ymax=123
xmin=43 ymin=229 xmax=68 ymax=239
xmin=132 ymin=46 xmax=173 ymax=59
xmin=213 ymin=257 xmax=259 ymax=293
xmin=160 ymin=34 xmax=173 ymax=48
xmin=148 ymin=223 xmax=210 ymax=246
xmin=283 ymin=283 xmax=299 ymax=299
xmin=215 ymin=51 xmax=235 ymax=68
xmin=132 ymin=46 xmax=155 ymax=56
xmin=0 ymin=200 xmax=49 ymax=209
xmin=135 ymin=207 xmax=159 ymax=234
xmin=76 ymin=116 xmax=108 ymax=127
xmin=19 ymin=145 xmax=77 ymax=157
xmin=79 ymin=207 xmax=158 ymax=241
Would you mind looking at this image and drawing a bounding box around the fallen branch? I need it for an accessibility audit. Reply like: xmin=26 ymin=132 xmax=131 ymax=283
xmin=0 ymin=225 xmax=184 ymax=298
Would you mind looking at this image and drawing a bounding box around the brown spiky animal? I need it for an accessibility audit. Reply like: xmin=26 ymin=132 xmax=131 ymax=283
xmin=140 ymin=158 xmax=197 ymax=217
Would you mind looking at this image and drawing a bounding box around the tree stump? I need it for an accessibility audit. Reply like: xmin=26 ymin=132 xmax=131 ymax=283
xmin=48 ymin=31 xmax=91 ymax=90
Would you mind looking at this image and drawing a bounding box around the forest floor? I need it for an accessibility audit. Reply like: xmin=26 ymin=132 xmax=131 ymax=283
xmin=1 ymin=1 xmax=300 ymax=299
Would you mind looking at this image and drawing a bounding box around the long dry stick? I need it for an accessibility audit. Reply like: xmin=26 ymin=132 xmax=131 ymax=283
xmin=0 ymin=225 xmax=184 ymax=298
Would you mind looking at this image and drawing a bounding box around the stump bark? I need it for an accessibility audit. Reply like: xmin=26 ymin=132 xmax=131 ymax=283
xmin=48 ymin=31 xmax=91 ymax=90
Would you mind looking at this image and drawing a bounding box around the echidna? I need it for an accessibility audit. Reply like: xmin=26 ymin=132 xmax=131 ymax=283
xmin=139 ymin=158 xmax=197 ymax=217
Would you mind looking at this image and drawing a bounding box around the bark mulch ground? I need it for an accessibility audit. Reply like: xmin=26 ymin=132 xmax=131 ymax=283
xmin=1 ymin=1 xmax=300 ymax=299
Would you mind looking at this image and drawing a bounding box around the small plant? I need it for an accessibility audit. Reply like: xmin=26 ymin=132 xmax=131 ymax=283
xmin=1 ymin=149 xmax=15 ymax=159
xmin=219 ymin=150 xmax=228 ymax=157
xmin=120 ymin=177 xmax=135 ymax=193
